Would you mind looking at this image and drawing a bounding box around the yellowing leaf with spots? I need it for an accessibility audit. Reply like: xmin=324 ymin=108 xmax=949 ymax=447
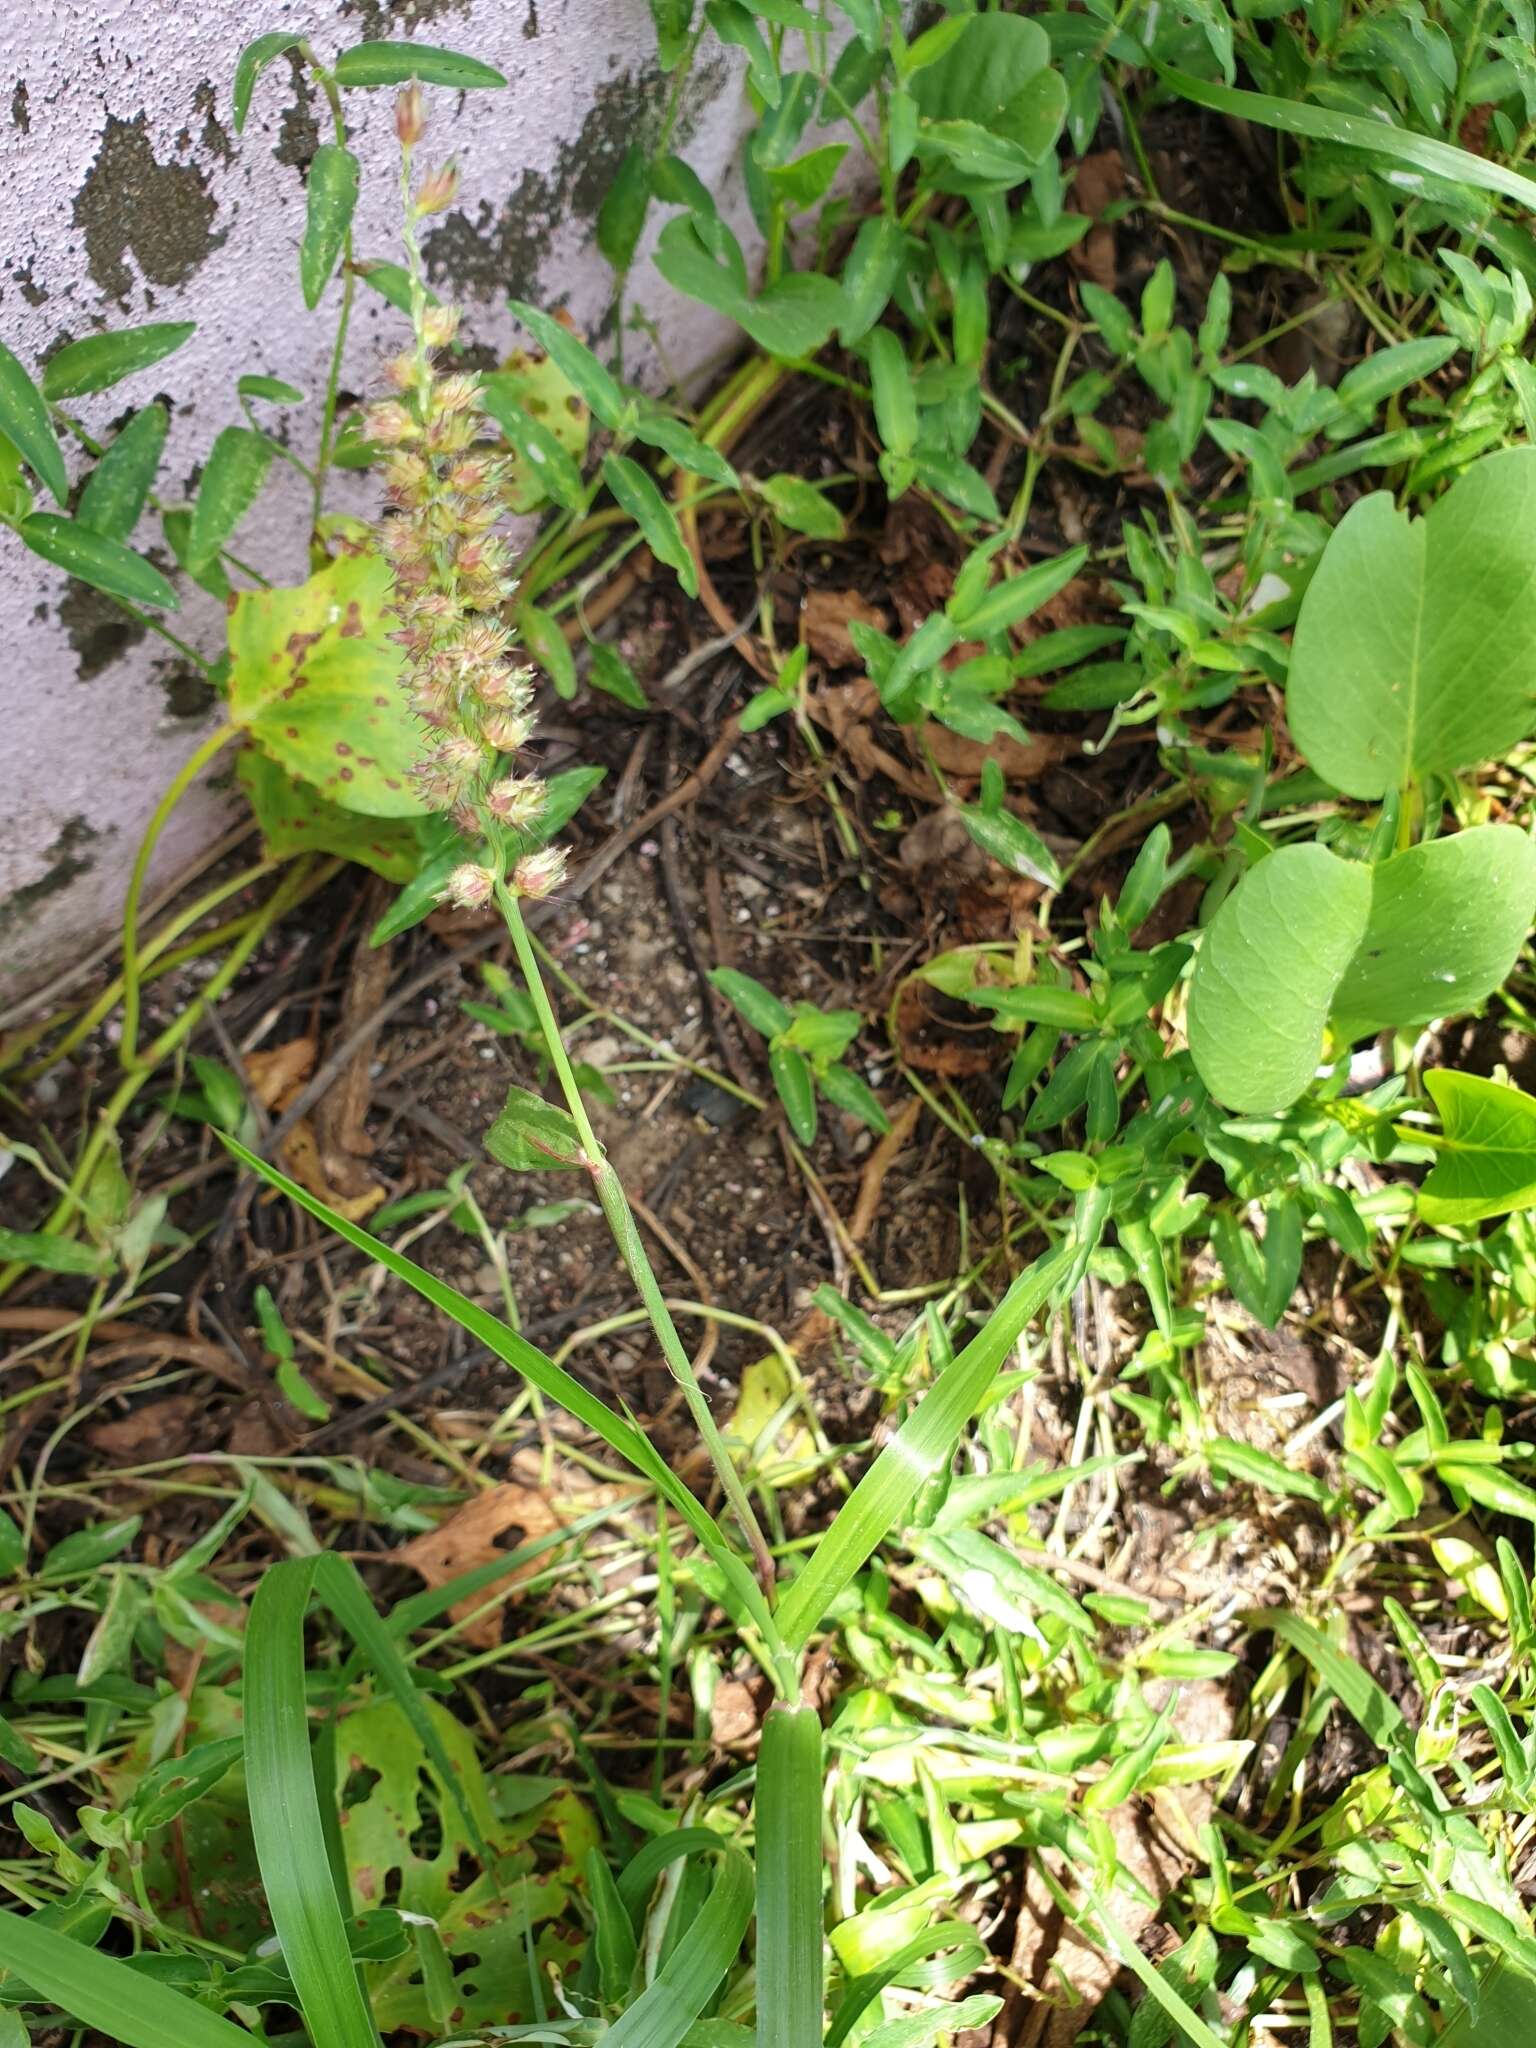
xmin=227 ymin=551 xmax=428 ymax=818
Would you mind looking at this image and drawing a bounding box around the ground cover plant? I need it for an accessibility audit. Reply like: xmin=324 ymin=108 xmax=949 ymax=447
xmin=6 ymin=2 xmax=1536 ymax=2044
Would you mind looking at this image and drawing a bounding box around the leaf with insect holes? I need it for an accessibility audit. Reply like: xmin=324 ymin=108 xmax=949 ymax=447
xmin=1288 ymin=446 xmax=1536 ymax=797
xmin=299 ymin=145 xmax=359 ymax=310
xmin=19 ymin=514 xmax=178 ymax=611
xmin=485 ymin=1084 xmax=585 ymax=1172
xmin=237 ymin=751 xmax=421 ymax=882
xmin=227 ymin=551 xmax=429 ymax=818
xmin=41 ymin=322 xmax=194 ymax=401
xmin=480 ymin=347 xmax=590 ymax=513
xmin=332 ymin=40 xmax=507 ymax=88
xmin=76 ymin=404 xmax=167 ymax=542
xmin=1416 ymin=1071 xmax=1536 ymax=1225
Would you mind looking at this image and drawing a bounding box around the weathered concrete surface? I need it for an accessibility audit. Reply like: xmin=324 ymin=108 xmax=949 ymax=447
xmin=0 ymin=0 xmax=757 ymax=999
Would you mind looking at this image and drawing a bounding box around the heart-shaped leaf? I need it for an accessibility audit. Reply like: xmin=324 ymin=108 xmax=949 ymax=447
xmin=1188 ymin=827 xmax=1536 ymax=1111
xmin=1417 ymin=1071 xmax=1536 ymax=1225
xmin=1288 ymin=448 xmax=1536 ymax=798
xmin=227 ymin=552 xmax=428 ymax=818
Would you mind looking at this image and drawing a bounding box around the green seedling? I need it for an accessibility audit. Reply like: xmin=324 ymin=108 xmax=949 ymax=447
xmin=709 ymin=967 xmax=889 ymax=1146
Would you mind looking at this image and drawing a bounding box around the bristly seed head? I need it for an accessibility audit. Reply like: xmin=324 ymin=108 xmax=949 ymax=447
xmin=371 ymin=110 xmax=565 ymax=919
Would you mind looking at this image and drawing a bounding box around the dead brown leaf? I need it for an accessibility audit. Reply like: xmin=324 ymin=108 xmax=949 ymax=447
xmin=244 ymin=1037 xmax=316 ymax=1111
xmin=88 ymin=1395 xmax=202 ymax=1462
xmin=1068 ymin=149 xmax=1126 ymax=293
xmin=920 ymin=725 xmax=1064 ymax=787
xmin=800 ymin=588 xmax=889 ymax=668
xmin=277 ymin=1120 xmax=386 ymax=1223
xmin=398 ymin=1465 xmax=632 ymax=1649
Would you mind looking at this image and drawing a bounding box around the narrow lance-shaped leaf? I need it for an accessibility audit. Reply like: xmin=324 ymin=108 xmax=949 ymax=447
xmin=234 ymin=31 xmax=304 ymax=131
xmin=332 ymin=40 xmax=508 ymax=88
xmin=20 ymin=513 xmax=179 ymax=611
xmin=0 ymin=1910 xmax=257 ymax=2048
xmin=188 ymin=424 xmax=275 ymax=568
xmin=219 ymin=1135 xmax=778 ymax=1648
xmin=301 ymin=144 xmax=360 ymax=310
xmin=77 ymin=403 xmax=168 ymax=542
xmin=245 ymin=1560 xmax=381 ymax=2048
xmin=603 ymin=451 xmax=699 ymax=596
xmin=775 ymin=1237 xmax=1075 ymax=1651
xmin=41 ymin=322 xmax=195 ymax=401
xmin=0 ymin=339 xmax=68 ymax=504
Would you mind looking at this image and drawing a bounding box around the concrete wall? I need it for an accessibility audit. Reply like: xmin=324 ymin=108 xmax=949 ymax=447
xmin=0 ymin=0 xmax=757 ymax=999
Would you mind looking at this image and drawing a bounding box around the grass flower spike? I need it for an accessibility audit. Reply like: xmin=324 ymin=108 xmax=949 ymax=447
xmin=370 ymin=88 xmax=559 ymax=907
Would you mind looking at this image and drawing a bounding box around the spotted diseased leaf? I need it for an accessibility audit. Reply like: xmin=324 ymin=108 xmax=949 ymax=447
xmin=237 ymin=751 xmax=421 ymax=882
xmin=227 ymin=552 xmax=428 ymax=818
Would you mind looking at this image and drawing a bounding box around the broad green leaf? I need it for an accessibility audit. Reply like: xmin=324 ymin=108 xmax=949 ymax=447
xmin=908 ymin=12 xmax=1051 ymax=123
xmin=1330 ymin=825 xmax=1536 ymax=1039
xmin=332 ymin=40 xmax=507 ymax=89
xmin=188 ymin=425 xmax=274 ymax=567
xmin=1288 ymin=449 xmax=1536 ymax=796
xmin=710 ymin=968 xmax=793 ymax=1038
xmin=76 ymin=403 xmax=167 ymax=541
xmin=480 ymin=349 xmax=590 ymax=513
xmin=589 ymin=642 xmax=648 ymax=709
xmin=631 ymin=408 xmax=739 ymax=490
xmin=598 ymin=143 xmax=651 ymax=273
xmin=0 ymin=340 xmax=68 ymax=504
xmin=220 ymin=1135 xmax=778 ymax=1649
xmin=1418 ymin=1071 xmax=1536 ymax=1224
xmin=239 ymin=374 xmax=306 ymax=403
xmin=227 ymin=551 xmax=428 ymax=817
xmin=959 ymin=803 xmax=1062 ymax=890
xmin=245 ymin=1563 xmax=381 ymax=2048
xmin=775 ymin=1237 xmax=1075 ymax=1651
xmin=484 ymin=1083 xmax=585 ymax=1172
xmin=508 ymin=299 xmax=625 ymax=429
xmin=233 ymin=31 xmax=303 ymax=132
xmin=1187 ymin=844 xmax=1372 ymax=1114
xmin=20 ymin=513 xmax=179 ymax=611
xmin=0 ymin=1911 xmax=256 ymax=2048
xmin=771 ymin=1044 xmax=818 ymax=1144
xmin=758 ymin=472 xmax=844 ymax=539
xmin=300 ymin=144 xmax=359 ymax=310
xmin=237 ymin=750 xmax=420 ymax=881
xmin=652 ymin=219 xmax=845 ymax=358
xmin=602 ymin=452 xmax=698 ymax=596
xmin=1441 ymin=1962 xmax=1536 ymax=2045
xmin=41 ymin=322 xmax=194 ymax=401
xmin=0 ymin=1226 xmax=105 ymax=1276
xmin=519 ymin=599 xmax=578 ymax=699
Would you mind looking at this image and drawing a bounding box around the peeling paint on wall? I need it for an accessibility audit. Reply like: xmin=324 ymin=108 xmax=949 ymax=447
xmin=0 ymin=0 xmax=768 ymax=999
